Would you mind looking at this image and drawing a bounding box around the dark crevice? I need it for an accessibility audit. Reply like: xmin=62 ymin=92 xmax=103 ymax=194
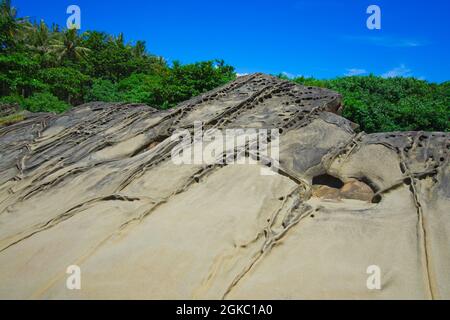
xmin=358 ymin=176 xmax=379 ymax=193
xmin=130 ymin=135 xmax=170 ymax=157
xmin=312 ymin=174 xmax=344 ymax=189
xmin=371 ymin=194 xmax=382 ymax=204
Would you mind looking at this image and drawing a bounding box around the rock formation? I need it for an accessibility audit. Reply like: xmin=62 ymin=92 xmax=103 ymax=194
xmin=0 ymin=103 xmax=20 ymax=118
xmin=0 ymin=74 xmax=448 ymax=299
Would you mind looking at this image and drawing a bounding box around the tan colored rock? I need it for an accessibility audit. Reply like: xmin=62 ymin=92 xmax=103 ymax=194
xmin=340 ymin=180 xmax=374 ymax=202
xmin=312 ymin=185 xmax=341 ymax=200
xmin=0 ymin=74 xmax=448 ymax=299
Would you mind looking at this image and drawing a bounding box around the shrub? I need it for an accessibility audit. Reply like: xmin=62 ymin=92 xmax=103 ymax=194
xmin=22 ymin=92 xmax=70 ymax=113
xmin=84 ymin=78 xmax=122 ymax=102
xmin=285 ymin=75 xmax=450 ymax=133
xmin=38 ymin=67 xmax=90 ymax=105
xmin=0 ymin=94 xmax=24 ymax=105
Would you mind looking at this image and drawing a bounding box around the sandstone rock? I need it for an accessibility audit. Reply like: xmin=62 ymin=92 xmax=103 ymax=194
xmin=312 ymin=185 xmax=341 ymax=200
xmin=340 ymin=180 xmax=375 ymax=202
xmin=0 ymin=103 xmax=20 ymax=118
xmin=0 ymin=74 xmax=448 ymax=299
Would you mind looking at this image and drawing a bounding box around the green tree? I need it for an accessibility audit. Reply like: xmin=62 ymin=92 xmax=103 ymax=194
xmin=287 ymin=75 xmax=449 ymax=133
xmin=48 ymin=28 xmax=91 ymax=62
xmin=132 ymin=40 xmax=146 ymax=58
xmin=0 ymin=0 xmax=29 ymax=51
xmin=85 ymin=78 xmax=121 ymax=102
xmin=162 ymin=60 xmax=235 ymax=106
xmin=118 ymin=73 xmax=164 ymax=106
xmin=22 ymin=92 xmax=69 ymax=113
xmin=39 ymin=67 xmax=90 ymax=104
xmin=27 ymin=20 xmax=51 ymax=53
xmin=0 ymin=52 xmax=44 ymax=97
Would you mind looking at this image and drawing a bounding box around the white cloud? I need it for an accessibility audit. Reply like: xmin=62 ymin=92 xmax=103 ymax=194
xmin=382 ymin=64 xmax=412 ymax=78
xmin=342 ymin=35 xmax=428 ymax=48
xmin=281 ymin=71 xmax=309 ymax=79
xmin=236 ymin=73 xmax=249 ymax=77
xmin=281 ymin=71 xmax=296 ymax=79
xmin=345 ymin=68 xmax=367 ymax=76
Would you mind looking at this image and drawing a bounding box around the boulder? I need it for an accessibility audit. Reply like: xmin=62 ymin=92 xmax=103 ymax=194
xmin=340 ymin=180 xmax=375 ymax=202
xmin=0 ymin=74 xmax=448 ymax=299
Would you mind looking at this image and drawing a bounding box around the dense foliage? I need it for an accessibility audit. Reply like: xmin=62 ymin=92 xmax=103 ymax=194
xmin=1 ymin=1 xmax=448 ymax=134
xmin=278 ymin=74 xmax=449 ymax=133
xmin=0 ymin=0 xmax=235 ymax=113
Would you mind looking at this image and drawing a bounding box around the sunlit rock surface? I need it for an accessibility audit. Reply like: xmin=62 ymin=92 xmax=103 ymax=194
xmin=0 ymin=74 xmax=448 ymax=299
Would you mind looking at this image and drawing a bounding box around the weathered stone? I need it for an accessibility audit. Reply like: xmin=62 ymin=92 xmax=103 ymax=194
xmin=0 ymin=74 xmax=448 ymax=299
xmin=0 ymin=103 xmax=20 ymax=118
xmin=340 ymin=180 xmax=374 ymax=202
xmin=312 ymin=185 xmax=341 ymax=200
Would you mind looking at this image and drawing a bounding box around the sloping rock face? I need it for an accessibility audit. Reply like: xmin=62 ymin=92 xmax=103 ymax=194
xmin=0 ymin=74 xmax=448 ymax=299
xmin=0 ymin=103 xmax=20 ymax=118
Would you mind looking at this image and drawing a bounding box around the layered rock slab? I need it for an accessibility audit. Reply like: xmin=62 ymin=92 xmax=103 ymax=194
xmin=0 ymin=74 xmax=448 ymax=299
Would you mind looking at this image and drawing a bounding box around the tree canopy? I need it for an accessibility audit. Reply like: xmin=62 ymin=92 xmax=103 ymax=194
xmin=278 ymin=74 xmax=449 ymax=133
xmin=1 ymin=0 xmax=448 ymax=134
xmin=0 ymin=0 xmax=236 ymax=113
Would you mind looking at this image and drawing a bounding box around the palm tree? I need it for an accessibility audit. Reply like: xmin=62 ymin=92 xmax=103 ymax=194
xmin=109 ymin=32 xmax=125 ymax=48
xmin=48 ymin=28 xmax=91 ymax=62
xmin=50 ymin=23 xmax=60 ymax=33
xmin=27 ymin=20 xmax=51 ymax=53
xmin=23 ymin=20 xmax=58 ymax=67
xmin=0 ymin=0 xmax=29 ymax=50
xmin=132 ymin=40 xmax=146 ymax=57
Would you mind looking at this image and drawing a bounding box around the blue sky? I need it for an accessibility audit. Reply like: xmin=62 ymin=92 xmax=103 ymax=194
xmin=13 ymin=0 xmax=450 ymax=82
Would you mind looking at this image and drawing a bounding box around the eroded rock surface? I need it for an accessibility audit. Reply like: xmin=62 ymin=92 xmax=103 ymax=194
xmin=0 ymin=103 xmax=20 ymax=118
xmin=0 ymin=74 xmax=448 ymax=299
